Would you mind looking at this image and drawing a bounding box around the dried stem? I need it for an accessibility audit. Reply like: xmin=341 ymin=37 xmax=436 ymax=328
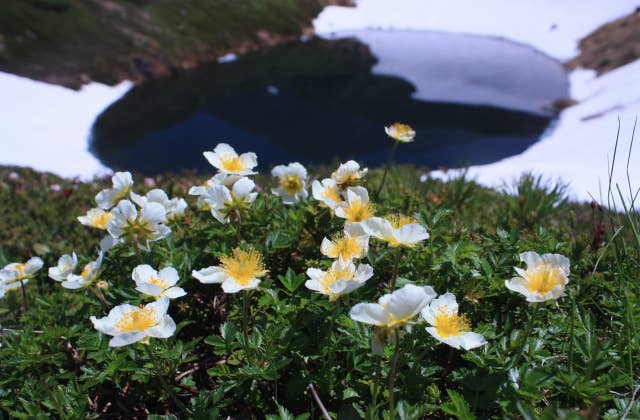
xmin=308 ymin=383 xmax=331 ymax=420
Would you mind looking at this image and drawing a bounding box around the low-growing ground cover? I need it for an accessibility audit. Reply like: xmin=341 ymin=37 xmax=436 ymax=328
xmin=0 ymin=143 xmax=638 ymax=418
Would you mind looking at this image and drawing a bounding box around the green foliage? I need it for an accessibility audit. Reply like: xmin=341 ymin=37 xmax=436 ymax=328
xmin=0 ymin=164 xmax=638 ymax=418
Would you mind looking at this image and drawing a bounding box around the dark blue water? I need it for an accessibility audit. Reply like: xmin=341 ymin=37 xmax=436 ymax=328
xmin=89 ymin=31 xmax=569 ymax=174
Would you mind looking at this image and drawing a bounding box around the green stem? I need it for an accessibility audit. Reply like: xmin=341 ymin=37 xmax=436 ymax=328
xmin=133 ymin=235 xmax=143 ymax=264
xmin=511 ymin=304 xmax=541 ymax=369
xmin=19 ymin=279 xmax=28 ymax=312
xmin=388 ymin=329 xmax=401 ymax=420
xmin=327 ymin=299 xmax=340 ymax=388
xmin=389 ymin=247 xmax=402 ymax=291
xmin=235 ymin=209 xmax=242 ymax=245
xmin=242 ymin=290 xmax=252 ymax=364
xmin=143 ymin=343 xmax=189 ymax=414
xmin=375 ymin=141 xmax=399 ymax=200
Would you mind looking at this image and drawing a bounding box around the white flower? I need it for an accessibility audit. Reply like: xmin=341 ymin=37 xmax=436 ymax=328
xmin=311 ymin=178 xmax=344 ymax=210
xmin=349 ymin=284 xmax=436 ymax=328
xmin=331 ymin=160 xmax=367 ymax=185
xmin=90 ymin=296 xmax=176 ymax=347
xmin=505 ymin=251 xmax=570 ymax=302
xmin=361 ymin=215 xmax=429 ymax=248
xmin=78 ymin=208 xmax=114 ymax=230
xmin=61 ymin=253 xmax=103 ymax=289
xmin=271 ymin=162 xmax=309 ymax=204
xmin=107 ymin=200 xmax=171 ymax=250
xmin=385 ymin=122 xmax=416 ymax=143
xmin=0 ymin=257 xmax=43 ymax=282
xmin=202 ymin=177 xmax=257 ymax=223
xmin=48 ymin=252 xmax=78 ymax=281
xmin=192 ymin=247 xmax=267 ymax=293
xmin=320 ymin=223 xmax=369 ymax=261
xmin=130 ymin=189 xmax=188 ymax=220
xmin=132 ymin=264 xmax=186 ymax=299
xmin=334 ymin=186 xmax=375 ymax=224
xmin=305 ymin=259 xmax=373 ymax=301
xmin=95 ymin=172 xmax=133 ymax=210
xmin=421 ymin=293 xmax=487 ymax=350
xmin=203 ymin=143 xmax=258 ymax=176
xmin=0 ymin=279 xmax=24 ymax=299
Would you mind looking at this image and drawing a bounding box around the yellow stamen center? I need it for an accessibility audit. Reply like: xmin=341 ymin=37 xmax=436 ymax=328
xmin=319 ymin=265 xmax=354 ymax=294
xmin=388 ymin=123 xmax=415 ymax=141
xmin=280 ymin=175 xmax=303 ymax=195
xmin=322 ymin=185 xmax=343 ymax=204
xmin=89 ymin=211 xmax=114 ymax=229
xmin=433 ymin=308 xmax=470 ymax=338
xmin=148 ymin=275 xmax=167 ymax=290
xmin=343 ymin=199 xmax=374 ymax=222
xmin=328 ymin=235 xmax=364 ymax=260
xmin=380 ymin=303 xmax=414 ymax=327
xmin=386 ymin=214 xmax=417 ymax=229
xmin=115 ymin=306 xmax=157 ymax=332
xmin=524 ymin=264 xmax=565 ymax=295
xmin=13 ymin=263 xmax=27 ymax=278
xmin=220 ymin=248 xmax=267 ymax=286
xmin=220 ymin=155 xmax=246 ymax=172
xmin=81 ymin=264 xmax=93 ymax=279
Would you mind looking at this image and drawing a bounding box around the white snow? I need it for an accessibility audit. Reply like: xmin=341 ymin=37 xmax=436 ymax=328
xmin=0 ymin=72 xmax=132 ymax=179
xmin=315 ymin=0 xmax=640 ymax=202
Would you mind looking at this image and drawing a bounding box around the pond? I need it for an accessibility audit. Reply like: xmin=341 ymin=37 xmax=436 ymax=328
xmin=89 ymin=30 xmax=569 ymax=174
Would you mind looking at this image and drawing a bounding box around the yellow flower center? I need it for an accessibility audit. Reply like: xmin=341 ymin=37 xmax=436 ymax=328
xmin=220 ymin=248 xmax=267 ymax=286
xmin=115 ymin=306 xmax=158 ymax=332
xmin=380 ymin=303 xmax=414 ymax=327
xmin=523 ymin=264 xmax=565 ymax=295
xmin=322 ymin=185 xmax=343 ymax=204
xmin=148 ymin=275 xmax=167 ymax=290
xmin=319 ymin=265 xmax=354 ymax=294
xmin=343 ymin=199 xmax=374 ymax=222
xmin=89 ymin=211 xmax=114 ymax=229
xmin=280 ymin=175 xmax=303 ymax=195
xmin=386 ymin=214 xmax=417 ymax=229
xmin=433 ymin=308 xmax=470 ymax=338
xmin=81 ymin=264 xmax=93 ymax=279
xmin=220 ymin=155 xmax=245 ymax=172
xmin=328 ymin=235 xmax=364 ymax=260
xmin=13 ymin=263 xmax=27 ymax=278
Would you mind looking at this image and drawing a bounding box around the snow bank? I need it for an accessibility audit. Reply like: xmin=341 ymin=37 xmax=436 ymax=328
xmin=0 ymin=72 xmax=132 ymax=179
xmin=315 ymin=0 xmax=640 ymax=202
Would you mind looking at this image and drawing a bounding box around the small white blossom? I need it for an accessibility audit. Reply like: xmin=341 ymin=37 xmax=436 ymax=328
xmin=361 ymin=215 xmax=429 ymax=248
xmin=107 ymin=200 xmax=171 ymax=250
xmin=505 ymin=251 xmax=570 ymax=302
xmin=132 ymin=264 xmax=186 ymax=299
xmin=48 ymin=252 xmax=78 ymax=281
xmin=202 ymin=177 xmax=257 ymax=223
xmin=306 ymin=259 xmax=373 ymax=301
xmin=203 ymin=143 xmax=257 ymax=176
xmin=78 ymin=208 xmax=113 ymax=230
xmin=271 ymin=162 xmax=309 ymax=204
xmin=192 ymin=248 xmax=267 ymax=293
xmin=130 ymin=189 xmax=188 ymax=220
xmin=95 ymin=172 xmax=133 ymax=210
xmin=421 ymin=293 xmax=487 ymax=350
xmin=90 ymin=296 xmax=176 ymax=347
xmin=331 ymin=160 xmax=367 ymax=185
xmin=311 ymin=178 xmax=343 ymax=210
xmin=334 ymin=186 xmax=375 ymax=224
xmin=61 ymin=253 xmax=103 ymax=289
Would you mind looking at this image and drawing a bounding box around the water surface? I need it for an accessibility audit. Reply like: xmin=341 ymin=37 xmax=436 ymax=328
xmin=90 ymin=30 xmax=569 ymax=174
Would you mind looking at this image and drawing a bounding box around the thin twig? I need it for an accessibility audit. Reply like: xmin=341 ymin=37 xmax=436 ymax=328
xmin=175 ymin=364 xmax=200 ymax=382
xmin=307 ymin=383 xmax=331 ymax=420
xmin=621 ymin=385 xmax=640 ymax=420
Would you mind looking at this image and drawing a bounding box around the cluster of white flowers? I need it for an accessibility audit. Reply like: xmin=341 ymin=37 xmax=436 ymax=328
xmin=77 ymin=172 xmax=185 ymax=252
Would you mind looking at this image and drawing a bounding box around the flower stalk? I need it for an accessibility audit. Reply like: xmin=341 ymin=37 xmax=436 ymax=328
xmin=511 ymin=304 xmax=541 ymax=369
xmin=390 ymin=247 xmax=402 ymax=291
xmin=388 ymin=329 xmax=401 ymax=420
xmin=375 ymin=140 xmax=399 ymax=200
xmin=242 ymin=290 xmax=252 ymax=364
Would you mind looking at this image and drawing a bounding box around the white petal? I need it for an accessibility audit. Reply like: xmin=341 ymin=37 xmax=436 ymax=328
xmin=161 ymin=287 xmax=187 ymax=299
xmin=426 ymin=327 xmax=462 ymax=349
xmin=222 ymin=278 xmax=260 ymax=293
xmin=520 ymin=251 xmax=543 ymax=269
xmin=305 ymin=279 xmax=324 ymax=293
xmin=232 ymin=177 xmax=255 ymax=198
xmin=135 ymin=283 xmax=164 ymax=297
xmin=147 ymin=296 xmax=170 ymax=318
xmin=158 ymin=266 xmax=179 ymax=286
xmin=460 ymin=332 xmax=487 ymax=350
xmin=140 ymin=202 xmax=167 ymax=225
xmin=541 ymin=253 xmax=571 ymax=276
xmin=132 ymin=264 xmax=156 ymax=284
xmin=192 ymin=266 xmax=227 ymax=284
xmin=109 ymin=331 xmax=147 ymax=347
xmin=349 ymin=303 xmax=389 ymax=326
xmin=384 ymin=284 xmax=434 ymax=320
xmin=147 ymin=315 xmax=177 ymax=338
xmin=395 ymin=224 xmax=429 ymax=244
xmin=129 ymin=191 xmax=147 ymax=207
xmin=361 ymin=217 xmax=391 ymax=239
xmin=112 ymin=172 xmax=133 ymax=190
xmin=238 ymin=152 xmax=258 ymax=171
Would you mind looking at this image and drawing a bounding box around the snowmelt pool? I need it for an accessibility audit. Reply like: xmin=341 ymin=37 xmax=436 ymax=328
xmin=89 ymin=30 xmax=569 ymax=174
